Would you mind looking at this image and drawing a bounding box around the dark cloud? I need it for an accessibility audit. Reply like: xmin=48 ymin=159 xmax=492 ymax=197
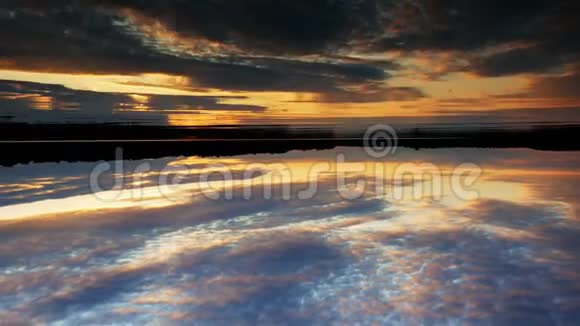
xmin=0 ymin=80 xmax=267 ymax=124
xmin=527 ymin=67 xmax=580 ymax=98
xmin=471 ymin=48 xmax=567 ymax=77
xmin=377 ymin=0 xmax=580 ymax=77
xmin=1 ymin=0 xmax=578 ymax=109
xmin=379 ymin=0 xmax=555 ymax=51
xmin=0 ymin=1 xmax=412 ymax=102
xmin=316 ymin=85 xmax=425 ymax=103
xmin=84 ymin=0 xmax=383 ymax=55
xmin=123 ymin=0 xmax=579 ymax=79
xmin=481 ymin=64 xmax=580 ymax=100
xmin=427 ymin=107 xmax=580 ymax=124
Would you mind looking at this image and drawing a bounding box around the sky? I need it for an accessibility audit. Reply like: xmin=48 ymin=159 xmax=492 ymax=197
xmin=1 ymin=0 xmax=579 ymax=126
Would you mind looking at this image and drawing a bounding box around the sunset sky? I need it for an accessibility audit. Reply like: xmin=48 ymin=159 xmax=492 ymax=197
xmin=1 ymin=0 xmax=579 ymax=126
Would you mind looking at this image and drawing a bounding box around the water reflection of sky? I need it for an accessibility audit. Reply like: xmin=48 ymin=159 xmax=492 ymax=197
xmin=1 ymin=148 xmax=580 ymax=324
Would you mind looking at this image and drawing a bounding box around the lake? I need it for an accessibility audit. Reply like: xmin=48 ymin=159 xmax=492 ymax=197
xmin=1 ymin=147 xmax=579 ymax=324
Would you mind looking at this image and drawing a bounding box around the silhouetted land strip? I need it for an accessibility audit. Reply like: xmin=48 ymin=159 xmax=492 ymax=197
xmin=0 ymin=123 xmax=579 ymax=166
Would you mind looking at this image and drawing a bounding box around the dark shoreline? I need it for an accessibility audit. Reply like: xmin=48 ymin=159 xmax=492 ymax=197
xmin=1 ymin=123 xmax=579 ymax=166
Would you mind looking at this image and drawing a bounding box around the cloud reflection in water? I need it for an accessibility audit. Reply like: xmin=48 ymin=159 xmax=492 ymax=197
xmin=0 ymin=148 xmax=580 ymax=324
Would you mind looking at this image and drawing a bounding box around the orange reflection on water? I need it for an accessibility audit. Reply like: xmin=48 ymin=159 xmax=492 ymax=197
xmin=2 ymin=148 xmax=577 ymax=224
xmin=0 ymin=148 xmax=580 ymax=323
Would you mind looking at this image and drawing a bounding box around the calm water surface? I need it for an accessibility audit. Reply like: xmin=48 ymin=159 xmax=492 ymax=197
xmin=1 ymin=148 xmax=579 ymax=325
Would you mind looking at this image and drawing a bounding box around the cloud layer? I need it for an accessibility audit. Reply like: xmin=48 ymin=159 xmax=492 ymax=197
xmin=0 ymin=0 xmax=579 ymax=124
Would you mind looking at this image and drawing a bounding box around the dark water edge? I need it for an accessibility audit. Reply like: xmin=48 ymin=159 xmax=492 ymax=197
xmin=1 ymin=123 xmax=579 ymax=166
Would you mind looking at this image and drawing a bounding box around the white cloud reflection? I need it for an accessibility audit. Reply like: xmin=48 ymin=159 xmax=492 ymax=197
xmin=0 ymin=148 xmax=580 ymax=324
